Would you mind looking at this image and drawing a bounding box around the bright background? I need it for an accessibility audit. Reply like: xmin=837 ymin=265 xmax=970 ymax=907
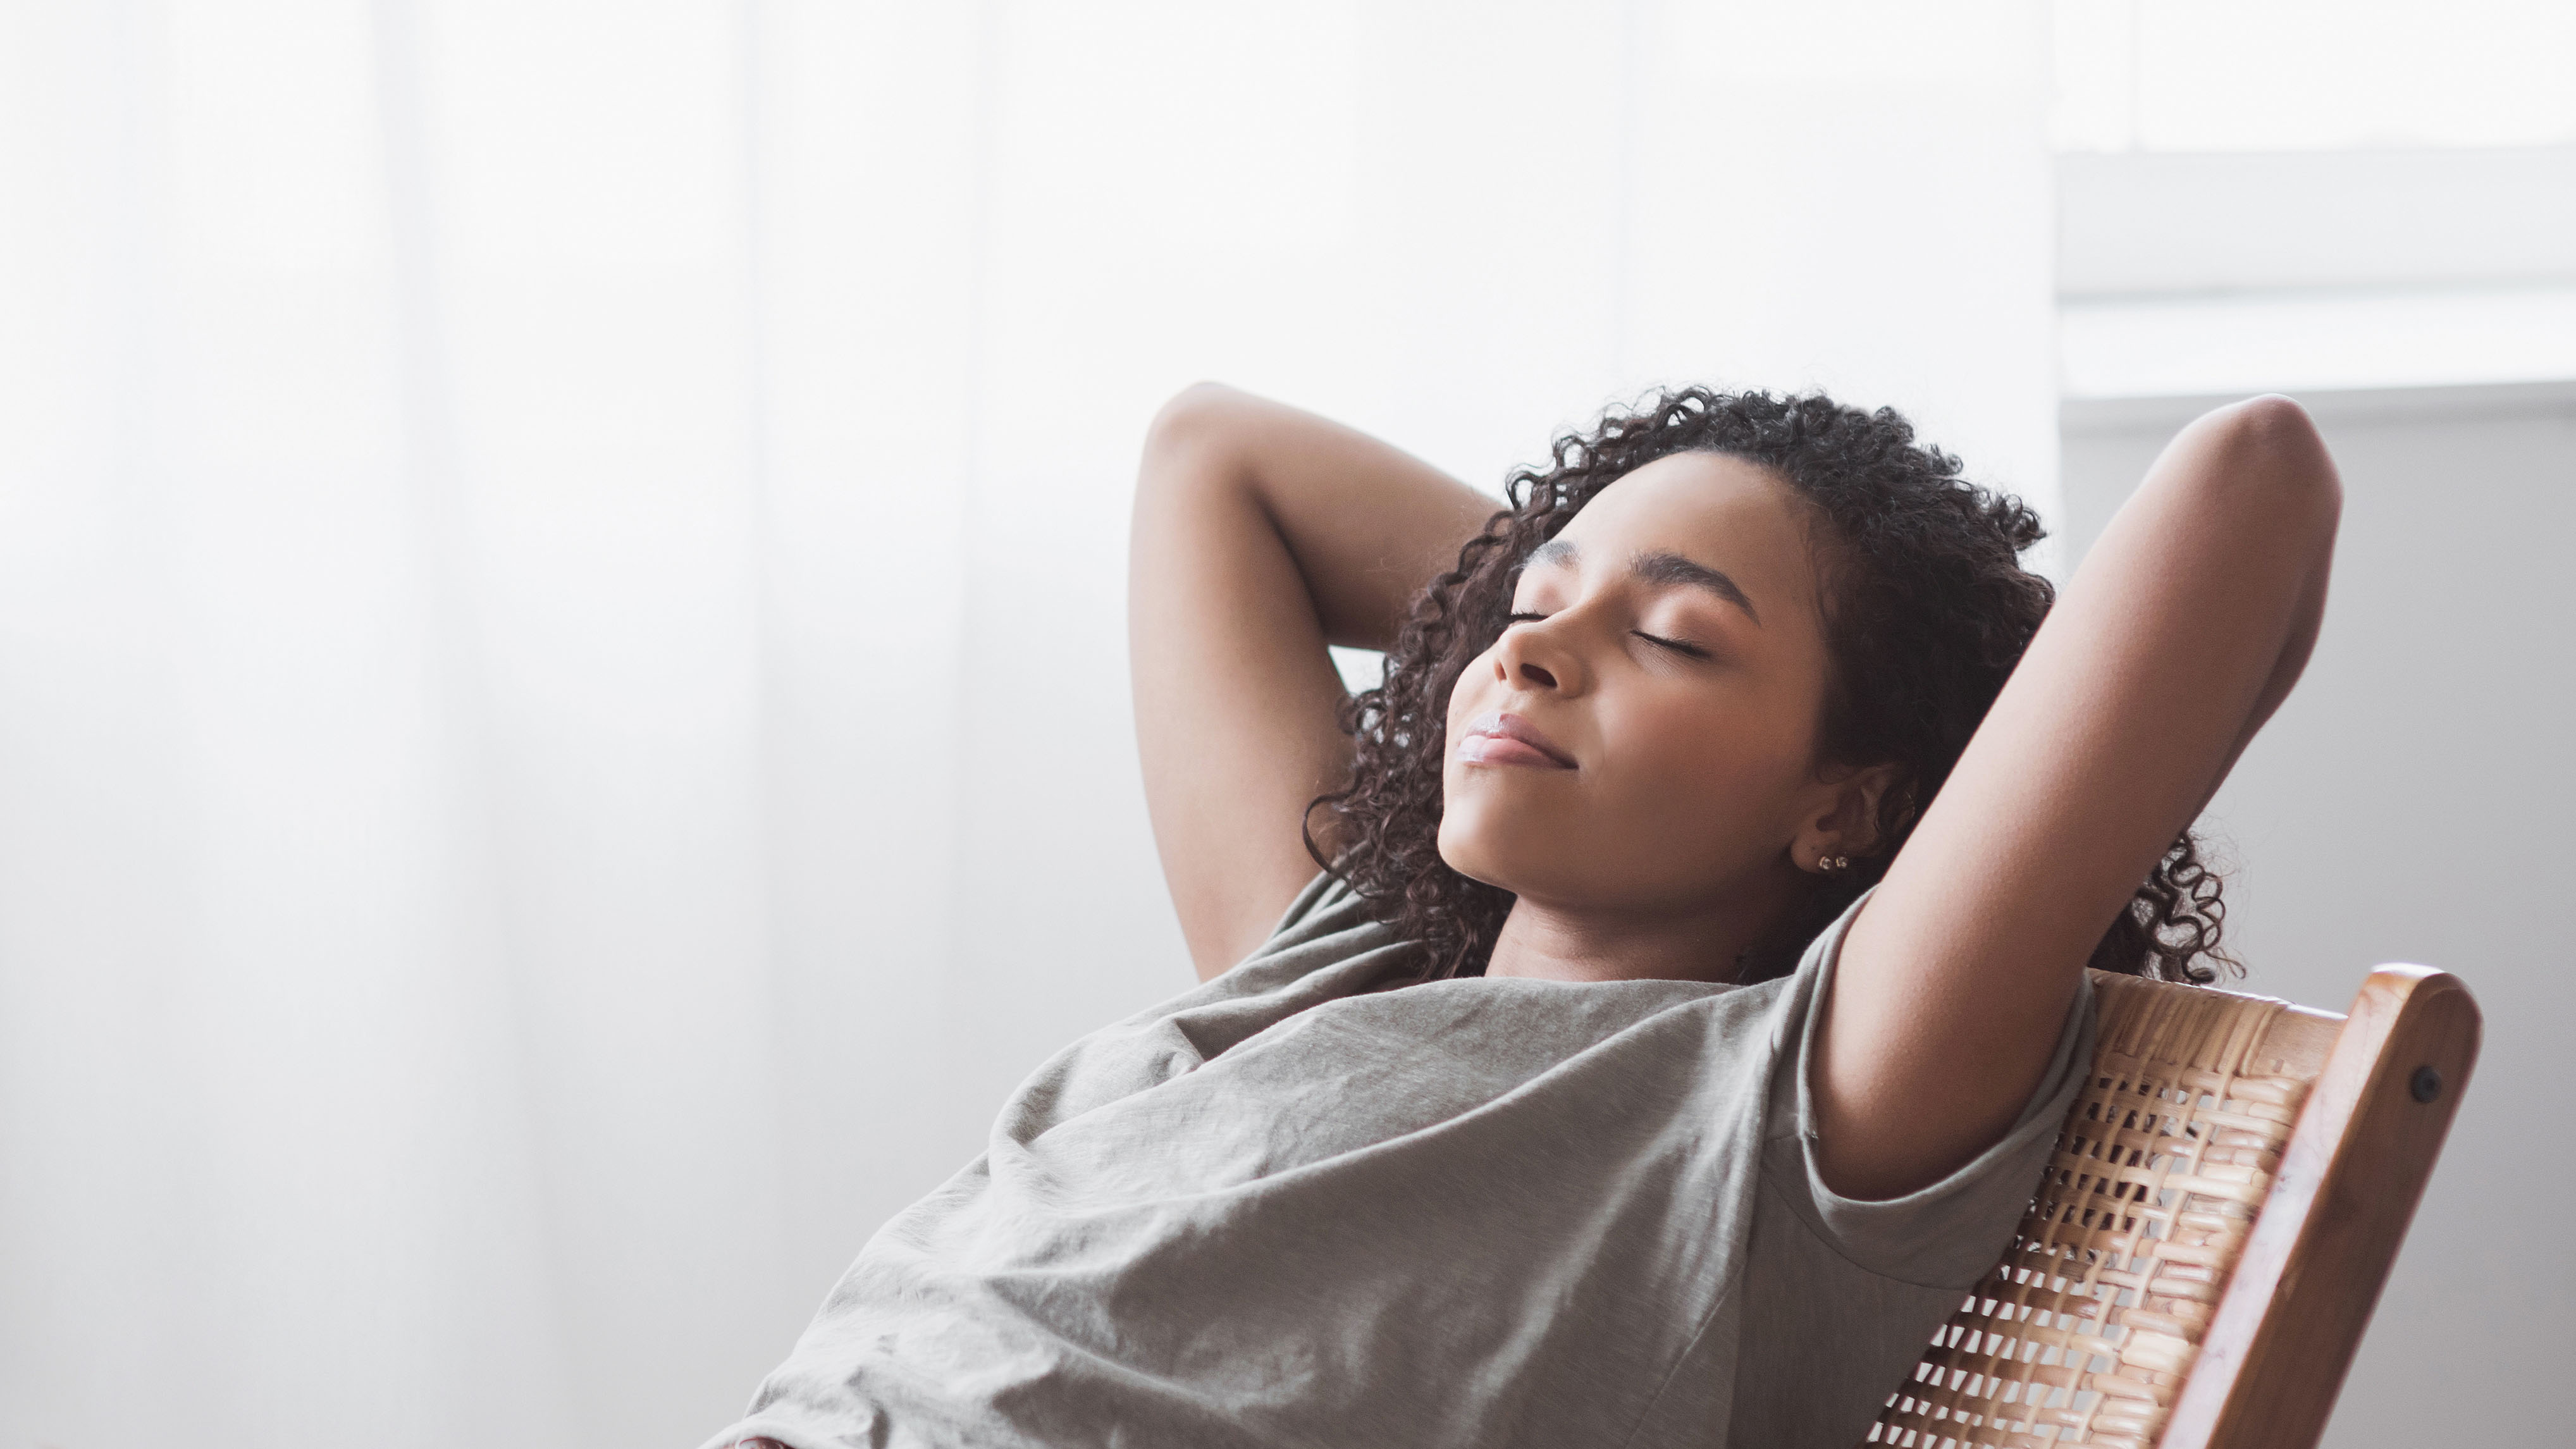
xmin=1 ymin=3 xmax=2566 ymax=1446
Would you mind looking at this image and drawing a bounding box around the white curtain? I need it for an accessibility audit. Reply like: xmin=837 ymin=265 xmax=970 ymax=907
xmin=0 ymin=3 xmax=2054 ymax=1443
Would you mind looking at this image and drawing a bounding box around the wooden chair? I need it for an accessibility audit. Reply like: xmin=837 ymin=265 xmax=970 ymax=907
xmin=1862 ymin=965 xmax=2480 ymax=1449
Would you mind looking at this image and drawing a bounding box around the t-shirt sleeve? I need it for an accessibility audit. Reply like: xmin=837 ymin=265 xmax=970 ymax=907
xmin=1757 ymin=888 xmax=2098 ymax=1288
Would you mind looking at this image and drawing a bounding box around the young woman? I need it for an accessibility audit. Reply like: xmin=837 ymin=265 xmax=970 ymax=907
xmin=709 ymin=384 xmax=2338 ymax=1449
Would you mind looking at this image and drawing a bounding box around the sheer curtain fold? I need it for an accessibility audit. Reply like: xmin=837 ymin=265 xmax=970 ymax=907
xmin=0 ymin=3 xmax=2053 ymax=1444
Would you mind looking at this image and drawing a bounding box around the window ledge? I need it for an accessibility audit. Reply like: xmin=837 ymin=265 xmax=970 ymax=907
xmin=2059 ymin=282 xmax=2576 ymax=403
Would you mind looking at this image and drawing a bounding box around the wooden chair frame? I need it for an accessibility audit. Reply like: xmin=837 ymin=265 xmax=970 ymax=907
xmin=1866 ymin=965 xmax=2480 ymax=1449
xmin=2159 ymin=965 xmax=2479 ymax=1448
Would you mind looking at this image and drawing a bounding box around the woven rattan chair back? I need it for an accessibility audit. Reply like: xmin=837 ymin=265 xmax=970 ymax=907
xmin=1863 ymin=964 xmax=2479 ymax=1449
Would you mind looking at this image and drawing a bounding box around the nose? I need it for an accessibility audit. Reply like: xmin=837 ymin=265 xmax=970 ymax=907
xmin=1492 ymin=614 xmax=1588 ymax=696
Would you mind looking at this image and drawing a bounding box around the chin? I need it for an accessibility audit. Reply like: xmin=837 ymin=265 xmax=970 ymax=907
xmin=1436 ymin=798 xmax=1575 ymax=901
xmin=1434 ymin=787 xmax=1509 ymax=889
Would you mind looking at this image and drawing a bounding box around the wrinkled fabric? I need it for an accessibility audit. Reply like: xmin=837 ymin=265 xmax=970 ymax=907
xmin=708 ymin=875 xmax=2093 ymax=1449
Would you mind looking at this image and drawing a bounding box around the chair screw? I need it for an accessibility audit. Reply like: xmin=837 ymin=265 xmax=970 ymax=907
xmin=2409 ymin=1065 xmax=2443 ymax=1104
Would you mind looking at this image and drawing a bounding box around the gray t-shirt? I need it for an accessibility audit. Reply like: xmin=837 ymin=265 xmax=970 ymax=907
xmin=710 ymin=874 xmax=2093 ymax=1449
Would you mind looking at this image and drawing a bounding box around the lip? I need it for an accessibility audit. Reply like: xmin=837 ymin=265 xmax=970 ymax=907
xmin=1456 ymin=711 xmax=1577 ymax=770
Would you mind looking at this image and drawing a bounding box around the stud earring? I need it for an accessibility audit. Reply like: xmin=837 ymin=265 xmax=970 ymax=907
xmin=1820 ymin=854 xmax=1850 ymax=873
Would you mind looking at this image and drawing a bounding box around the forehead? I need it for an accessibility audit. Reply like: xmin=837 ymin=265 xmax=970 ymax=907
xmin=1548 ymin=452 xmax=1817 ymax=591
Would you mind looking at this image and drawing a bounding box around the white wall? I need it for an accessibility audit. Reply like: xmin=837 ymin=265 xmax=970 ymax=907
xmin=2060 ymin=385 xmax=2575 ymax=1447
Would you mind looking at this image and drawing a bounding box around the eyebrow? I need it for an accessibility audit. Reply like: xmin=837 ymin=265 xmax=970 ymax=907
xmin=1524 ymin=538 xmax=1762 ymax=626
xmin=1633 ymin=549 xmax=1761 ymax=624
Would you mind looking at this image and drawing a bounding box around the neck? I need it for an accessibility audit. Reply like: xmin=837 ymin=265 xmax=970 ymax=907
xmin=1482 ymin=880 xmax=1790 ymax=985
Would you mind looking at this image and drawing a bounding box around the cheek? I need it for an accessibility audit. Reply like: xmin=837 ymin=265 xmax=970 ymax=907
xmin=1596 ymin=686 xmax=1812 ymax=839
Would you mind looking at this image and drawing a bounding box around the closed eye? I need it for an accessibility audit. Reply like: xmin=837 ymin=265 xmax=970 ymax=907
xmin=1505 ymin=612 xmax=1548 ymax=624
xmin=1633 ymin=630 xmax=1711 ymax=659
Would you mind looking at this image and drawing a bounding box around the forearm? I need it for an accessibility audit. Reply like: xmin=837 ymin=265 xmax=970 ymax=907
xmin=1138 ymin=383 xmax=1496 ymax=651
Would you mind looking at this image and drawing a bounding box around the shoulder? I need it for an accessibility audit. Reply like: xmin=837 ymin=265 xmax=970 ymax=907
xmin=1759 ymin=891 xmax=2097 ymax=1285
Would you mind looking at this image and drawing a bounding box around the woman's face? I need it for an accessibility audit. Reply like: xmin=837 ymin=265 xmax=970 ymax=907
xmin=1438 ymin=451 xmax=1848 ymax=922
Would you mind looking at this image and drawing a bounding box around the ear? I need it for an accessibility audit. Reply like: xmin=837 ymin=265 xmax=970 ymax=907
xmin=1790 ymin=761 xmax=1907 ymax=874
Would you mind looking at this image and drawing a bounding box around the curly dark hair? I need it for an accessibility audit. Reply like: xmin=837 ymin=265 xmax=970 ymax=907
xmin=1305 ymin=386 xmax=2231 ymax=985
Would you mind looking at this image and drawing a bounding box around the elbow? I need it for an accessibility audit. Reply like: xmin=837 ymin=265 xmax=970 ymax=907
xmin=1143 ymin=381 xmax=1245 ymax=464
xmin=1136 ymin=382 xmax=1255 ymax=510
xmin=1135 ymin=382 xmax=1239 ymax=524
xmin=2195 ymin=393 xmax=2343 ymax=546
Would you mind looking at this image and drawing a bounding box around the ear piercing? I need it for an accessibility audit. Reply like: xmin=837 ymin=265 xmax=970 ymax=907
xmin=1819 ymin=854 xmax=1851 ymax=873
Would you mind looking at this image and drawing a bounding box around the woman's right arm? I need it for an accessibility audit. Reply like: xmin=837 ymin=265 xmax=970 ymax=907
xmin=1130 ymin=384 xmax=1496 ymax=980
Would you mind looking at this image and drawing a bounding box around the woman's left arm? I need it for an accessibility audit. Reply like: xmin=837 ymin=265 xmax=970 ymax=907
xmin=1817 ymin=395 xmax=2341 ymax=1199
